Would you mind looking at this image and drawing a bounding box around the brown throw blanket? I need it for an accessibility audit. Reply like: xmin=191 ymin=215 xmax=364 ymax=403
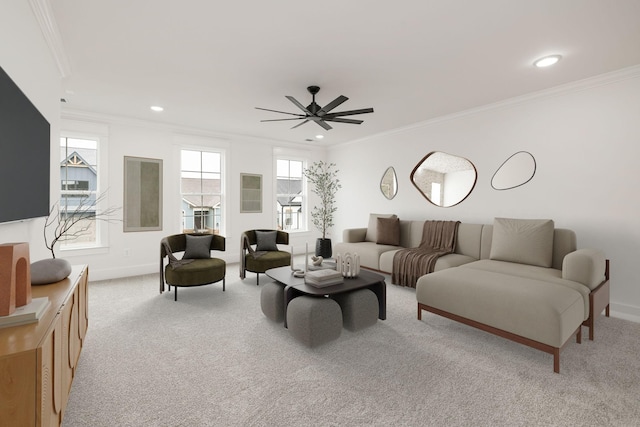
xmin=392 ymin=220 xmax=460 ymax=288
xmin=239 ymin=233 xmax=267 ymax=279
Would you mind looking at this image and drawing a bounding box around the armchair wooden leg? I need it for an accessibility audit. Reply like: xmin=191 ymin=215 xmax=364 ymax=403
xmin=256 ymin=273 xmax=260 ymax=286
xmin=174 ymin=286 xmax=177 ymax=301
xmin=223 ymin=277 xmax=226 ymax=291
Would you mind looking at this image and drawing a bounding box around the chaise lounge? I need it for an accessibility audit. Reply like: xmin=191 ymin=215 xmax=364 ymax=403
xmin=335 ymin=215 xmax=610 ymax=372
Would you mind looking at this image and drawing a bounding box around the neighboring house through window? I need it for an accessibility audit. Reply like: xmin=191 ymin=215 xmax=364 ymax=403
xmin=59 ymin=136 xmax=99 ymax=249
xmin=181 ymin=149 xmax=223 ymax=234
xmin=276 ymin=158 xmax=305 ymax=231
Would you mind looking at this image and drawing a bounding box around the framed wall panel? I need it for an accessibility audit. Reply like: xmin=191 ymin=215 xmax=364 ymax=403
xmin=124 ymin=156 xmax=162 ymax=231
xmin=240 ymin=173 xmax=262 ymax=213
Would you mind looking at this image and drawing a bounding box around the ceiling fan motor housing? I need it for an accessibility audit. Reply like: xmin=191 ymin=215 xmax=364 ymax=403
xmin=307 ymin=86 xmax=321 ymax=114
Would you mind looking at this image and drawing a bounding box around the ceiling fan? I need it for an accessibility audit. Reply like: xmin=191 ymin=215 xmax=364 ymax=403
xmin=256 ymin=86 xmax=374 ymax=131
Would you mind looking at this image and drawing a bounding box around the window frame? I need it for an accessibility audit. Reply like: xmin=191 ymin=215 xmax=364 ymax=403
xmin=58 ymin=125 xmax=109 ymax=255
xmin=179 ymin=147 xmax=226 ymax=236
xmin=275 ymin=156 xmax=307 ymax=233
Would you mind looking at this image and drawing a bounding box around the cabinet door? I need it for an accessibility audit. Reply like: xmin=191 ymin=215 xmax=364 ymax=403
xmin=37 ymin=315 xmax=62 ymax=426
xmin=0 ymin=351 xmax=36 ymax=426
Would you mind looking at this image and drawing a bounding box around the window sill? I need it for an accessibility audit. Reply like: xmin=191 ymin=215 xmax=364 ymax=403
xmin=60 ymin=245 xmax=109 ymax=258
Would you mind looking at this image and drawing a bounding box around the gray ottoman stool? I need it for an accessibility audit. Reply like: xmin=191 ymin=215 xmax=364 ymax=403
xmin=286 ymin=296 xmax=342 ymax=347
xmin=332 ymin=289 xmax=379 ymax=331
xmin=260 ymin=281 xmax=285 ymax=322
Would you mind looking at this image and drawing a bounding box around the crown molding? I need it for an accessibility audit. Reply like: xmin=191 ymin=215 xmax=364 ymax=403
xmin=29 ymin=0 xmax=71 ymax=78
xmin=60 ymin=108 xmax=314 ymax=150
xmin=335 ymin=64 xmax=640 ymax=148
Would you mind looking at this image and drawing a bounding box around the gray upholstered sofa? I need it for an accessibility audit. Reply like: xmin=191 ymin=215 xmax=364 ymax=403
xmin=334 ymin=215 xmax=610 ymax=373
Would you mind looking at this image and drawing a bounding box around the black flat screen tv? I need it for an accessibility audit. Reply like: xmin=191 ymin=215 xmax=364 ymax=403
xmin=0 ymin=65 xmax=51 ymax=224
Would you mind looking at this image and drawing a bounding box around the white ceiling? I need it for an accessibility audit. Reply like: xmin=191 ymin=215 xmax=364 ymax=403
xmin=49 ymin=0 xmax=640 ymax=145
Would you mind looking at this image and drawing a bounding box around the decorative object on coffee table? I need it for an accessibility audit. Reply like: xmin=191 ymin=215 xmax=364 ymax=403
xmin=336 ymin=252 xmax=360 ymax=278
xmin=304 ymin=161 xmax=341 ymax=258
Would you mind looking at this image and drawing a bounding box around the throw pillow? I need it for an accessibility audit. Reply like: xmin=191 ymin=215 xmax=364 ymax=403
xmin=489 ymin=218 xmax=554 ymax=267
xmin=256 ymin=230 xmax=278 ymax=251
xmin=377 ymin=216 xmax=400 ymax=246
xmin=365 ymin=213 xmax=397 ymax=242
xmin=183 ymin=234 xmax=213 ymax=259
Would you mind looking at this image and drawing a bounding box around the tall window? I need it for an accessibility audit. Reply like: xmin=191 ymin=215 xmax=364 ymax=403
xmin=59 ymin=137 xmax=99 ymax=248
xmin=276 ymin=158 xmax=305 ymax=231
xmin=181 ymin=149 xmax=223 ymax=234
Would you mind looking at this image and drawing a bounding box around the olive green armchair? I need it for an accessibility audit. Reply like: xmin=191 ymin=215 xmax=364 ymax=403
xmin=160 ymin=233 xmax=226 ymax=301
xmin=240 ymin=229 xmax=290 ymax=285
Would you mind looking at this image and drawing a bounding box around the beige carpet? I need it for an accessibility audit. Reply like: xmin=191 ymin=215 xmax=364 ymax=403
xmin=63 ymin=263 xmax=640 ymax=426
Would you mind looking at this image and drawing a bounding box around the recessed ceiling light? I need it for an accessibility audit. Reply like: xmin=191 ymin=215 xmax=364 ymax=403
xmin=150 ymin=105 xmax=164 ymax=112
xmin=534 ymin=55 xmax=562 ymax=68
xmin=315 ymin=135 xmax=324 ymax=139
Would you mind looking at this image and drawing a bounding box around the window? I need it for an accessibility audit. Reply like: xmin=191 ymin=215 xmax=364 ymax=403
xmin=276 ymin=158 xmax=305 ymax=231
xmin=181 ymin=149 xmax=223 ymax=234
xmin=59 ymin=137 xmax=100 ymax=248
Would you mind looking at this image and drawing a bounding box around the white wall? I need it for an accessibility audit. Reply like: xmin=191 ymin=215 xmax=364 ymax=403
xmin=0 ymin=0 xmax=61 ymax=261
xmin=56 ymin=114 xmax=326 ymax=280
xmin=328 ymin=68 xmax=640 ymax=321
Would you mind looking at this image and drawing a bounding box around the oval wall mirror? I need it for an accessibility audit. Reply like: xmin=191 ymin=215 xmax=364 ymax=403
xmin=380 ymin=166 xmax=398 ymax=200
xmin=410 ymin=151 xmax=477 ymax=207
xmin=491 ymin=151 xmax=536 ymax=190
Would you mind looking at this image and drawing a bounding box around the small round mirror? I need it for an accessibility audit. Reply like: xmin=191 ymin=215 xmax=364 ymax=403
xmin=491 ymin=151 xmax=536 ymax=190
xmin=380 ymin=166 xmax=398 ymax=200
xmin=410 ymin=151 xmax=477 ymax=207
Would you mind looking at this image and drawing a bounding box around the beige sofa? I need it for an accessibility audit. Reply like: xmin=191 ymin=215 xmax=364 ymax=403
xmin=334 ymin=215 xmax=610 ymax=373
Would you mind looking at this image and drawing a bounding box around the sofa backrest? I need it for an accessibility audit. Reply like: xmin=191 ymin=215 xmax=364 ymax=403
xmin=397 ymin=219 xmax=577 ymax=270
xmin=479 ymin=224 xmax=577 ymax=270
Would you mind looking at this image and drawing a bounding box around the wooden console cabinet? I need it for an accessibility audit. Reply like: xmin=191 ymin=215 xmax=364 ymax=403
xmin=0 ymin=265 xmax=88 ymax=426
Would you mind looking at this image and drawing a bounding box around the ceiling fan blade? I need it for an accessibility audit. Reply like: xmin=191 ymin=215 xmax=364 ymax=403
xmin=255 ymin=107 xmax=304 ymax=117
xmin=323 ymin=117 xmax=364 ymax=125
xmin=286 ymin=96 xmax=312 ymax=115
xmin=324 ymin=107 xmax=374 ymax=118
xmin=315 ymin=120 xmax=333 ymax=131
xmin=291 ymin=119 xmax=310 ymax=129
xmin=318 ymin=95 xmax=348 ymax=116
xmin=260 ymin=118 xmax=306 ymax=122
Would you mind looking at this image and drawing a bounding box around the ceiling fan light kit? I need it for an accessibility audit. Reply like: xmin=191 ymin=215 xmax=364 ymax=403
xmin=256 ymin=86 xmax=374 ymax=131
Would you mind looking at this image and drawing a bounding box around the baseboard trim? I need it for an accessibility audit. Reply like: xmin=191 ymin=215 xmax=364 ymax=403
xmin=89 ymin=263 xmax=157 ymax=281
xmin=610 ymin=302 xmax=640 ymax=323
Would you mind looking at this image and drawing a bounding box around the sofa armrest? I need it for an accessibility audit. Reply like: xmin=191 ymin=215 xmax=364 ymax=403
xmin=562 ymin=248 xmax=606 ymax=289
xmin=343 ymin=228 xmax=367 ymax=243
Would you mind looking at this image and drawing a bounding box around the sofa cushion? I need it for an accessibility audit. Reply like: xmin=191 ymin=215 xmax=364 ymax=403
xmin=377 ymin=216 xmax=400 ymax=245
xmin=365 ymin=213 xmax=396 ymax=242
xmin=460 ymin=259 xmax=590 ymax=318
xmin=183 ymin=234 xmax=212 ymax=259
xmin=416 ymin=267 xmax=584 ymax=348
xmin=489 ymin=218 xmax=554 ymax=267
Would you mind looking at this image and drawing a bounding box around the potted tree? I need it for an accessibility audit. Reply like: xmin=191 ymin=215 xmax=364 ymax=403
xmin=304 ymin=161 xmax=341 ymax=258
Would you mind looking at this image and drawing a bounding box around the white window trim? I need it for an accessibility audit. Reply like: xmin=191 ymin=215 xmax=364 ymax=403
xmin=274 ymin=153 xmax=309 ymax=234
xmin=176 ymin=136 xmax=228 ymax=238
xmin=59 ymin=121 xmax=110 ymax=255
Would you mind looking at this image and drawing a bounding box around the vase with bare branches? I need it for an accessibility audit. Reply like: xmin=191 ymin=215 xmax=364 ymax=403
xmin=44 ymin=191 xmax=121 ymax=258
